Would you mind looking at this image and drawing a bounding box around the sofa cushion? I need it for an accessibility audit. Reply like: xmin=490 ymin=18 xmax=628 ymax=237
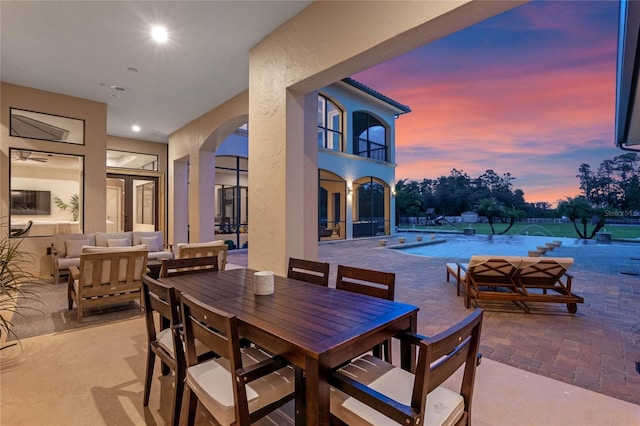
xmin=149 ymin=250 xmax=174 ymax=260
xmin=66 ymin=239 xmax=91 ymax=258
xmin=58 ymin=257 xmax=81 ymax=270
xmin=107 ymin=238 xmax=130 ymax=247
xmin=133 ymin=231 xmax=164 ymax=248
xmin=54 ymin=233 xmax=95 ymax=258
xmin=95 ymin=232 xmax=132 ymax=247
xmin=139 ymin=236 xmax=160 ymax=252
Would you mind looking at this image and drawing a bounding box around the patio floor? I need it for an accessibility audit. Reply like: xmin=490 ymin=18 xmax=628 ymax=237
xmin=229 ymin=235 xmax=640 ymax=406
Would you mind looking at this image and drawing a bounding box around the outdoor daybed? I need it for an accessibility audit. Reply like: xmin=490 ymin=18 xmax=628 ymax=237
xmin=446 ymin=256 xmax=584 ymax=313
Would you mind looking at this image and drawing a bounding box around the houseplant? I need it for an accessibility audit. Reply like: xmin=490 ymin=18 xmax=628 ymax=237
xmin=53 ymin=193 xmax=80 ymax=221
xmin=0 ymin=220 xmax=39 ymax=350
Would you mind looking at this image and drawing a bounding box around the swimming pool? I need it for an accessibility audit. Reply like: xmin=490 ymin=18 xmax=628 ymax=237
xmin=396 ymin=234 xmax=584 ymax=258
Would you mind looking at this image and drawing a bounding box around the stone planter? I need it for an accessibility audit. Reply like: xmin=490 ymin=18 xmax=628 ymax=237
xmin=536 ymin=246 xmax=548 ymax=253
xmin=553 ymin=240 xmax=563 ymax=247
xmin=379 ymin=239 xmax=387 ymax=247
xmin=528 ymin=250 xmax=542 ymax=257
xmin=398 ymin=237 xmax=406 ymax=244
xmin=416 ymin=236 xmax=423 ymax=242
xmin=463 ymin=228 xmax=476 ymax=236
xmin=545 ymin=243 xmax=556 ymax=250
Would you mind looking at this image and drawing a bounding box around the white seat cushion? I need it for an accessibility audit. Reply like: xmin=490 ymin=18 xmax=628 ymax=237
xmin=186 ymin=346 xmax=294 ymax=426
xmin=331 ymin=354 xmax=464 ymax=426
xmin=446 ymin=263 xmax=466 ymax=282
xmin=148 ymin=250 xmax=174 ymax=260
xmin=157 ymin=328 xmax=210 ymax=359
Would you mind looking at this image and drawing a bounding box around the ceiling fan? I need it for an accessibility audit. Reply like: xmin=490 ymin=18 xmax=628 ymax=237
xmin=12 ymin=150 xmax=49 ymax=163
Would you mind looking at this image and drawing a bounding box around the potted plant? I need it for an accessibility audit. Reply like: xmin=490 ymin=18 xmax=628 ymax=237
xmin=1 ymin=220 xmax=40 ymax=350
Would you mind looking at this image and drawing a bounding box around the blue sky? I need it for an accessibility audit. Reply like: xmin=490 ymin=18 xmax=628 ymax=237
xmin=353 ymin=0 xmax=621 ymax=204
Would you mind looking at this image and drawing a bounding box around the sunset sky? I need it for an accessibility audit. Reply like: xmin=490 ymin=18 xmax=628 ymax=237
xmin=352 ymin=0 xmax=622 ymax=205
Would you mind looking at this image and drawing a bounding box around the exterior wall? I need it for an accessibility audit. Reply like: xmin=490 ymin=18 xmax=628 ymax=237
xmin=248 ymin=0 xmax=522 ymax=275
xmin=168 ymin=91 xmax=248 ymax=245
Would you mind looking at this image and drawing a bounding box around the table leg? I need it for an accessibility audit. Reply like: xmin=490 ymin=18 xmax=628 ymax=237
xmin=401 ymin=312 xmax=418 ymax=372
xmin=305 ymin=356 xmax=330 ymax=425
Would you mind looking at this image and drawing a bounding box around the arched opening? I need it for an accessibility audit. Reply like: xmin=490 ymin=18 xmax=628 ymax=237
xmin=352 ymin=176 xmax=390 ymax=237
xmin=318 ymin=169 xmax=346 ymax=241
xmin=353 ymin=111 xmax=389 ymax=162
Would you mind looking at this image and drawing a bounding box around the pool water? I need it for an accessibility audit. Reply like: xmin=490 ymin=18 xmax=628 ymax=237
xmin=397 ymin=234 xmax=583 ymax=259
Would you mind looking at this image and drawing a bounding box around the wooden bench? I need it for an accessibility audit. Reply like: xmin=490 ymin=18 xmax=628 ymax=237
xmin=447 ymin=256 xmax=584 ymax=314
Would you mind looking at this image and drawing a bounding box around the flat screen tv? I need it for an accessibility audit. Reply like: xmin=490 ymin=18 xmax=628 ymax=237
xmin=10 ymin=190 xmax=51 ymax=215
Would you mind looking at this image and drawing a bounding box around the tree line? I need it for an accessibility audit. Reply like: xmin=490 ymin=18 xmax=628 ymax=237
xmin=395 ymin=152 xmax=640 ymax=238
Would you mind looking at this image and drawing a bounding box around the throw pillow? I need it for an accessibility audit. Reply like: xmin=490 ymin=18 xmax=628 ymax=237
xmin=139 ymin=236 xmax=160 ymax=252
xmin=107 ymin=238 xmax=129 ymax=247
xmin=65 ymin=239 xmax=90 ymax=258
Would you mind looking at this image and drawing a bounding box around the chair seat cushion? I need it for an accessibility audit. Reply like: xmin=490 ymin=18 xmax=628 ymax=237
xmin=157 ymin=328 xmax=209 ymax=358
xmin=446 ymin=263 xmax=466 ymax=282
xmin=186 ymin=346 xmax=294 ymax=426
xmin=331 ymin=354 xmax=464 ymax=426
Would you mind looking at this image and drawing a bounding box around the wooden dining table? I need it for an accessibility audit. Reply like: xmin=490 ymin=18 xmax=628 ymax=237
xmin=159 ymin=268 xmax=419 ymax=425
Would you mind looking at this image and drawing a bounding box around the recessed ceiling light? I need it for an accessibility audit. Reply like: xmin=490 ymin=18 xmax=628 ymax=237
xmin=132 ymin=125 xmax=141 ymax=132
xmin=110 ymin=85 xmax=126 ymax=92
xmin=151 ymin=26 xmax=168 ymax=43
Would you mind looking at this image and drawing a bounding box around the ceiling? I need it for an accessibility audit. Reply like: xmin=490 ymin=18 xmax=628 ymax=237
xmin=616 ymin=0 xmax=640 ymax=148
xmin=1 ymin=1 xmax=312 ymax=143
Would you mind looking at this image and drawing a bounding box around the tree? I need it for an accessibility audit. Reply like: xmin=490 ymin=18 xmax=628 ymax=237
xmin=474 ymin=197 xmax=504 ymax=235
xmin=498 ymin=206 xmax=526 ymax=235
xmin=394 ymin=179 xmax=421 ymax=225
xmin=557 ymin=196 xmax=604 ymax=239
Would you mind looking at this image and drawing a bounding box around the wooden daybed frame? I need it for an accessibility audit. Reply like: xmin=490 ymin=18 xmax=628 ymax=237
xmin=446 ymin=256 xmax=584 ymax=314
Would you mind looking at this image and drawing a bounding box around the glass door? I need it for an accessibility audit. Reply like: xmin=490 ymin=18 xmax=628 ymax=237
xmin=107 ymin=174 xmax=158 ymax=232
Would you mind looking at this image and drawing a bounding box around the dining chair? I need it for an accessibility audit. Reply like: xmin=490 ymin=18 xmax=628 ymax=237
xmin=141 ymin=274 xmax=185 ymax=426
xmin=336 ymin=264 xmax=395 ymax=362
xmin=330 ymin=308 xmax=484 ymax=426
xmin=176 ymin=241 xmax=228 ymax=271
xmin=159 ymin=256 xmax=219 ymax=277
xmin=287 ymin=257 xmax=331 ymax=287
xmin=180 ymin=293 xmax=296 ymax=426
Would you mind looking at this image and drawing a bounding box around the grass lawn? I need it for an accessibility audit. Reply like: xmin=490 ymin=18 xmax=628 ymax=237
xmin=405 ymin=222 xmax=640 ymax=239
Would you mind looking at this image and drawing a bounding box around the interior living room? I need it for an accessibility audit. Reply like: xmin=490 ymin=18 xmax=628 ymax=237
xmin=2 ymin=1 xmax=640 ymax=425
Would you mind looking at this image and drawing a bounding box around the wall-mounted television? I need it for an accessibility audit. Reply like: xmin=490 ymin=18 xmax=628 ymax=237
xmin=10 ymin=190 xmax=51 ymax=215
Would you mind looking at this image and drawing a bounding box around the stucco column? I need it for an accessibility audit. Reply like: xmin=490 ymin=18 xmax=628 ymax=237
xmin=248 ymin=87 xmax=318 ymax=274
xmin=188 ymin=149 xmax=216 ymax=243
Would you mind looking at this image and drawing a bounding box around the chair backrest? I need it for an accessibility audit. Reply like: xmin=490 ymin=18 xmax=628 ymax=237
xmin=180 ymin=293 xmax=248 ymax=421
xmin=336 ymin=264 xmax=395 ymax=300
xmin=142 ymin=274 xmax=182 ymax=355
xmin=176 ymin=241 xmax=228 ymax=271
xmin=77 ymin=246 xmax=148 ymax=294
xmin=413 ymin=308 xmax=483 ymax=424
xmin=287 ymin=257 xmax=330 ymax=287
xmin=160 ymin=256 xmax=219 ymax=277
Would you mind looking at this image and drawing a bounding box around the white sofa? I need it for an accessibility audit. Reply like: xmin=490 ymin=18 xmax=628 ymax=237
xmin=52 ymin=231 xmax=173 ymax=283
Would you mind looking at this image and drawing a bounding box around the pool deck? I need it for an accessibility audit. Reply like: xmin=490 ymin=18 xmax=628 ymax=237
xmin=228 ymin=235 xmax=640 ymax=407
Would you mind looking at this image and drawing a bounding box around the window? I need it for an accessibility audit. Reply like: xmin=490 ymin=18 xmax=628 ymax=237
xmin=353 ymin=112 xmax=388 ymax=161
xmin=318 ymin=95 xmax=343 ymax=152
xmin=107 ymin=150 xmax=158 ymax=171
xmin=9 ymin=149 xmax=84 ymax=237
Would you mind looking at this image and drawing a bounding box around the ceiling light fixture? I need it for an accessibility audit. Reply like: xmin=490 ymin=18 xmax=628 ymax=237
xmin=132 ymin=125 xmax=141 ymax=132
xmin=127 ymin=67 xmax=139 ymax=73
xmin=151 ymin=26 xmax=168 ymax=43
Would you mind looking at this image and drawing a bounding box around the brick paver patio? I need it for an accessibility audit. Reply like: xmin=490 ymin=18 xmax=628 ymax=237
xmin=228 ymin=234 xmax=640 ymax=406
